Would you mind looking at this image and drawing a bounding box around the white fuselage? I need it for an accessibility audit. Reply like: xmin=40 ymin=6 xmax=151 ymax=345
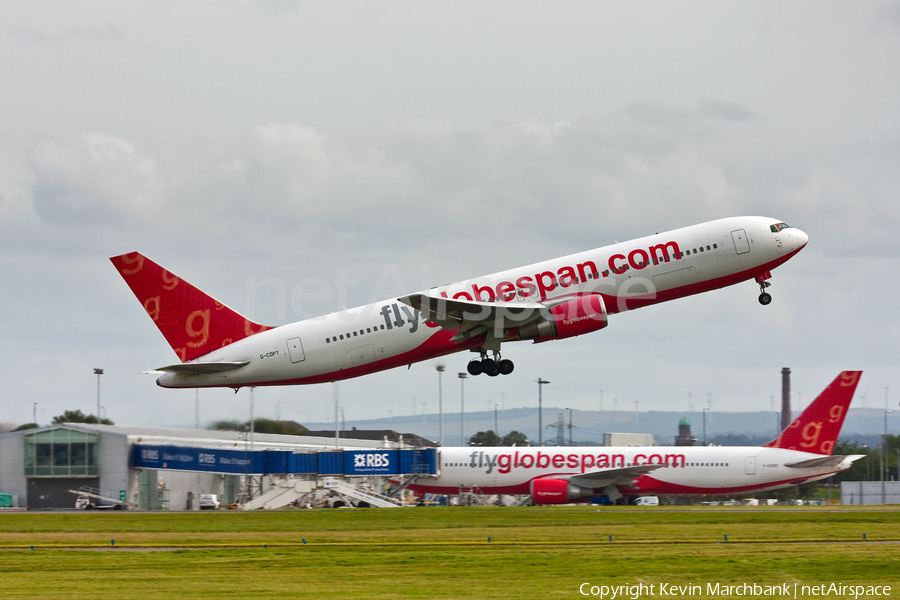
xmin=410 ymin=445 xmax=853 ymax=497
xmin=157 ymin=216 xmax=807 ymax=388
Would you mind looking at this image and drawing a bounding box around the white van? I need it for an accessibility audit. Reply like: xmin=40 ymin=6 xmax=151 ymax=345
xmin=635 ymin=496 xmax=659 ymax=506
xmin=198 ymin=494 xmax=220 ymax=509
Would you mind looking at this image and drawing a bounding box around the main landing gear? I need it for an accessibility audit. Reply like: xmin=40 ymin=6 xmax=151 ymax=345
xmin=756 ymin=272 xmax=773 ymax=306
xmin=467 ymin=350 xmax=514 ymax=377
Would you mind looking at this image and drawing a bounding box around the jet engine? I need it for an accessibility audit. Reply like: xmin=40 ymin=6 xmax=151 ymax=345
xmin=517 ymin=294 xmax=608 ymax=343
xmin=530 ymin=478 xmax=595 ymax=505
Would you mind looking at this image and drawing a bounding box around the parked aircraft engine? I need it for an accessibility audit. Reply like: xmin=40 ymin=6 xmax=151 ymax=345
xmin=517 ymin=294 xmax=608 ymax=343
xmin=530 ymin=478 xmax=595 ymax=505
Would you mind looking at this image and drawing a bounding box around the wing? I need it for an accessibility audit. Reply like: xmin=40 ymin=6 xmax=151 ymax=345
xmin=561 ymin=464 xmax=663 ymax=489
xmin=398 ymin=293 xmax=548 ymax=344
xmin=150 ymin=361 xmax=250 ymax=375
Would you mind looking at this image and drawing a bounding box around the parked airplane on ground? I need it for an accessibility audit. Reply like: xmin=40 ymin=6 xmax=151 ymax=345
xmin=408 ymin=371 xmax=862 ymax=504
xmin=111 ymin=216 xmax=807 ymax=389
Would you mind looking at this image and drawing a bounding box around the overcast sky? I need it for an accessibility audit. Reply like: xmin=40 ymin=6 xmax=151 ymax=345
xmin=1 ymin=2 xmax=899 ymax=432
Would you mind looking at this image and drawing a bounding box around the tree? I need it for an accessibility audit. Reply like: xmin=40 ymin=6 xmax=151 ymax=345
xmin=13 ymin=423 xmax=39 ymax=431
xmin=501 ymin=431 xmax=529 ymax=446
xmin=468 ymin=430 xmax=502 ymax=446
xmin=210 ymin=419 xmax=246 ymax=432
xmin=208 ymin=419 xmax=308 ymax=435
xmin=51 ymin=409 xmax=113 ymax=425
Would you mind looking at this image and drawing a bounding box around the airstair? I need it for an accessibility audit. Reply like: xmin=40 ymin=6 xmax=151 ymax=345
xmin=240 ymin=477 xmax=407 ymax=510
xmin=241 ymin=478 xmax=316 ymax=511
xmin=388 ymin=474 xmax=419 ymax=498
xmin=321 ymin=478 xmax=405 ymax=508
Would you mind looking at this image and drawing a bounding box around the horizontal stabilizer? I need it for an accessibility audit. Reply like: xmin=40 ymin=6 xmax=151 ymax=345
xmin=785 ymin=454 xmax=864 ymax=469
xmin=154 ymin=361 xmax=250 ymax=375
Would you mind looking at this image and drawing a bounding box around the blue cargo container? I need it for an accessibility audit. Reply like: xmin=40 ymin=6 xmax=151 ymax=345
xmin=290 ymin=452 xmax=318 ymax=474
xmin=263 ymin=450 xmax=290 ymax=474
xmin=400 ymin=448 xmax=438 ymax=475
xmin=317 ymin=450 xmax=344 ymax=475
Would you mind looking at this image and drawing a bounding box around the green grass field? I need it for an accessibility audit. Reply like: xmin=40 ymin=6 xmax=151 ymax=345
xmin=1 ymin=507 xmax=898 ymax=599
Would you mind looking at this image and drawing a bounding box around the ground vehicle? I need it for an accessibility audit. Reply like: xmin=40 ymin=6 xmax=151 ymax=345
xmin=635 ymin=496 xmax=659 ymax=506
xmin=198 ymin=494 xmax=220 ymax=509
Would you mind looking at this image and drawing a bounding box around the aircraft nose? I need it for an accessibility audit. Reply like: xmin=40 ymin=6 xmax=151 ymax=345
xmin=793 ymin=228 xmax=809 ymax=250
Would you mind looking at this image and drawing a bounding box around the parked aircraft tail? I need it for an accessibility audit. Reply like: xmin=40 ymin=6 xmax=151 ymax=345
xmin=763 ymin=371 xmax=862 ymax=455
xmin=110 ymin=252 xmax=271 ymax=362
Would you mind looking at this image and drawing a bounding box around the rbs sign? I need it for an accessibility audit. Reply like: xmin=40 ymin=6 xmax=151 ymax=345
xmin=344 ymin=450 xmax=399 ymax=475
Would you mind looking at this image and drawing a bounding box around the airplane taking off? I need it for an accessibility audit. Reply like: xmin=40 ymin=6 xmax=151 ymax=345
xmin=111 ymin=216 xmax=807 ymax=389
xmin=408 ymin=371 xmax=863 ymax=504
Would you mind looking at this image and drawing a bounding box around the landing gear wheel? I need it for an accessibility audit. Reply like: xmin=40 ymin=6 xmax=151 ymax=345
xmin=467 ymin=360 xmax=483 ymax=376
xmin=498 ymin=359 xmax=514 ymax=375
xmin=758 ymin=292 xmax=772 ymax=306
xmin=481 ymin=358 xmax=500 ymax=377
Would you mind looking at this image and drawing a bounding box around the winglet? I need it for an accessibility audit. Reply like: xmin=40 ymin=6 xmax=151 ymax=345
xmin=763 ymin=371 xmax=862 ymax=455
xmin=110 ymin=252 xmax=272 ymax=362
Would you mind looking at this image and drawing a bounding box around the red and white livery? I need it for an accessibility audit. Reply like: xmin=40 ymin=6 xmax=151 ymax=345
xmin=409 ymin=371 xmax=863 ymax=503
xmin=111 ymin=216 xmax=807 ymax=389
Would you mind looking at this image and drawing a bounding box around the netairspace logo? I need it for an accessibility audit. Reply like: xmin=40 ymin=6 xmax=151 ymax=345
xmin=578 ymin=583 xmax=892 ymax=599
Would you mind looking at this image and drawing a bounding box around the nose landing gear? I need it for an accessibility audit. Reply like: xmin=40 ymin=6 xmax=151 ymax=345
xmin=756 ymin=272 xmax=773 ymax=305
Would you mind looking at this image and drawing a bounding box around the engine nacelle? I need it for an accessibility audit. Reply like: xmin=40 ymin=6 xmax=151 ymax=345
xmin=530 ymin=478 xmax=595 ymax=505
xmin=518 ymin=294 xmax=608 ymax=342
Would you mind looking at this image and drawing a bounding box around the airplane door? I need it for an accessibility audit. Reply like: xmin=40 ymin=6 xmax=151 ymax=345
xmin=731 ymin=229 xmax=750 ymax=254
xmin=287 ymin=337 xmax=305 ymax=363
xmin=744 ymin=456 xmax=757 ymax=475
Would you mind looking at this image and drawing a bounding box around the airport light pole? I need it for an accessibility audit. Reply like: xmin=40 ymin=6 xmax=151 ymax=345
xmin=537 ymin=378 xmax=550 ymax=446
xmin=494 ymin=402 xmax=502 ymax=437
xmin=33 ymin=402 xmax=37 ymax=426
xmin=436 ymin=365 xmax=445 ymax=446
xmin=93 ymin=368 xmax=103 ymax=423
xmin=702 ymin=407 xmax=709 ymax=446
xmin=458 ymin=373 xmax=467 ymax=446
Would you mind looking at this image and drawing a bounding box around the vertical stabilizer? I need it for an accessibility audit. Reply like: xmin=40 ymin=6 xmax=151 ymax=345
xmin=110 ymin=252 xmax=271 ymax=362
xmin=763 ymin=371 xmax=862 ymax=454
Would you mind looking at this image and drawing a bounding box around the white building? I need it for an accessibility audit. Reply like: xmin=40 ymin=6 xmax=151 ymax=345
xmin=0 ymin=423 xmax=412 ymax=510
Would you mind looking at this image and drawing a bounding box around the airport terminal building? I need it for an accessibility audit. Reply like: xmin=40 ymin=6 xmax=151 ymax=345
xmin=0 ymin=423 xmax=436 ymax=510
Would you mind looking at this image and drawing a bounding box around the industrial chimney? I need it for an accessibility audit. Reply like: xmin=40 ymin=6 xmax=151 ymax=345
xmin=781 ymin=367 xmax=791 ymax=431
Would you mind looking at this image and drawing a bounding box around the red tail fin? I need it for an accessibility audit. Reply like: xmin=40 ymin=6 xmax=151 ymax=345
xmin=763 ymin=371 xmax=862 ymax=455
xmin=110 ymin=252 xmax=272 ymax=362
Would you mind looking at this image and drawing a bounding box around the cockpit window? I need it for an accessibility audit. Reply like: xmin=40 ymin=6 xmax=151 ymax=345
xmin=770 ymin=222 xmax=791 ymax=233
